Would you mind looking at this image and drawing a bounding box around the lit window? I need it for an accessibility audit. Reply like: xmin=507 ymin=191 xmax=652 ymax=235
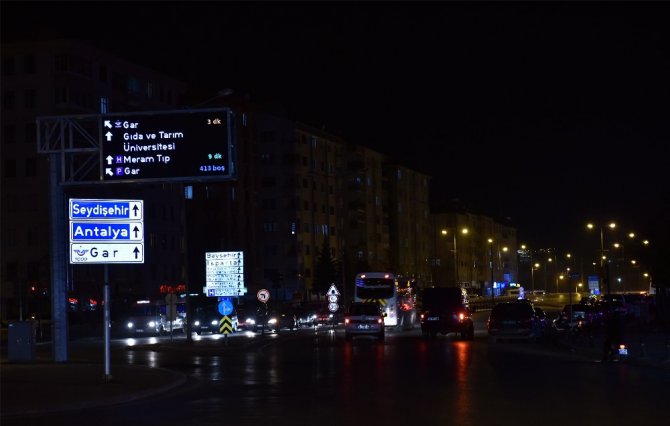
xmin=99 ymin=96 xmax=108 ymax=113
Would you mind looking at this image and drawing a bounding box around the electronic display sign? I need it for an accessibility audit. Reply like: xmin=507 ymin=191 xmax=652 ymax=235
xmin=100 ymin=108 xmax=234 ymax=182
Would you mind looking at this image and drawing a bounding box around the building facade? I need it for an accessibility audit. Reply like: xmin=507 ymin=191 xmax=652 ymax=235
xmin=1 ymin=39 xmax=188 ymax=320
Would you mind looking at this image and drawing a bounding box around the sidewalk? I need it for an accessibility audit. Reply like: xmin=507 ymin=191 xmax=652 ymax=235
xmin=1 ymin=361 xmax=187 ymax=417
xmin=0 ymin=335 xmax=255 ymax=418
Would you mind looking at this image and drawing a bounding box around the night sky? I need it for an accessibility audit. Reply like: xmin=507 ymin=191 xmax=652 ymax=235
xmin=3 ymin=2 xmax=669 ymax=265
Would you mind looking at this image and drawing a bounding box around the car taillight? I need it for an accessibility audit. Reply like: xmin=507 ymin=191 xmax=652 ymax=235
xmin=458 ymin=312 xmax=465 ymax=321
xmin=377 ymin=318 xmax=383 ymax=324
xmin=344 ymin=318 xmax=350 ymax=325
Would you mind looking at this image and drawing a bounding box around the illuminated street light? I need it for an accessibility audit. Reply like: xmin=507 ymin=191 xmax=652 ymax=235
xmin=440 ymin=228 xmax=469 ymax=287
xmin=586 ymin=221 xmax=616 ymax=296
xmin=531 ymin=262 xmax=540 ymax=293
xmin=488 ymin=238 xmax=494 ymax=306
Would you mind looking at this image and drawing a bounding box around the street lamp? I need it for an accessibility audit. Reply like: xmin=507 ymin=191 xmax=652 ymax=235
xmin=556 ymin=274 xmax=564 ymax=294
xmin=643 ymin=273 xmax=653 ymax=293
xmin=586 ymin=221 xmax=616 ymax=296
xmin=488 ymin=238 xmax=496 ymax=307
xmin=441 ymin=228 xmax=467 ymax=287
xmin=531 ymin=262 xmax=540 ymax=293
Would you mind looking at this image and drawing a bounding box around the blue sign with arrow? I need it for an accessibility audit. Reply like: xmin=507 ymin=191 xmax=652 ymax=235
xmin=218 ymin=297 xmax=234 ymax=316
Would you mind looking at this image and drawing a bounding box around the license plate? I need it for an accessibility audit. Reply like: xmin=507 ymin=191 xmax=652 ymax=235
xmin=427 ymin=317 xmax=439 ymax=321
xmin=618 ymin=347 xmax=628 ymax=356
xmin=358 ymin=324 xmax=370 ymax=329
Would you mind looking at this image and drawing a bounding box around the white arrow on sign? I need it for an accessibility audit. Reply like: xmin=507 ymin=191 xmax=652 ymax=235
xmin=105 ymin=131 xmax=113 ymax=141
xmin=104 ymin=120 xmax=112 ymax=128
xmin=106 ymin=168 xmax=114 ymax=176
xmin=106 ymin=155 xmax=114 ymax=165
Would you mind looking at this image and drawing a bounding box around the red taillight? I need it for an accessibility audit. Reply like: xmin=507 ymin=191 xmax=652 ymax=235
xmin=377 ymin=318 xmax=383 ymax=324
xmin=344 ymin=318 xmax=350 ymax=325
xmin=458 ymin=312 xmax=465 ymax=321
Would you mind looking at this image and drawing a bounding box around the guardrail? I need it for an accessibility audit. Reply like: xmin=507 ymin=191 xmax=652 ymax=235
xmin=469 ymin=292 xmax=589 ymax=311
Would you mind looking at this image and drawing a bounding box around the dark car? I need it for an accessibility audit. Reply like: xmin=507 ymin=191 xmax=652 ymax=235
xmin=487 ymin=301 xmax=540 ymax=343
xmin=344 ymin=302 xmax=385 ymax=341
xmin=419 ymin=287 xmax=474 ymax=340
xmin=552 ymin=304 xmax=594 ymax=334
xmin=266 ymin=307 xmax=298 ymax=332
xmin=191 ymin=306 xmax=238 ymax=335
xmin=314 ymin=309 xmax=335 ymax=326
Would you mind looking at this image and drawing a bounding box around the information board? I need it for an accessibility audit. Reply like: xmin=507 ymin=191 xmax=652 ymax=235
xmin=203 ymin=251 xmax=247 ymax=297
xmin=100 ymin=108 xmax=234 ymax=182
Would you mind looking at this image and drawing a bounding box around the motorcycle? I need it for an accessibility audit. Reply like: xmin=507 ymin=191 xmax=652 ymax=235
xmin=603 ymin=341 xmax=629 ymax=362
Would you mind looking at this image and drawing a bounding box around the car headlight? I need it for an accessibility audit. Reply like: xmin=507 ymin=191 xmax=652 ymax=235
xmin=268 ymin=318 xmax=277 ymax=325
xmin=127 ymin=322 xmax=133 ymax=328
xmin=148 ymin=321 xmax=156 ymax=327
xmin=211 ymin=320 xmax=218 ymax=326
xmin=246 ymin=318 xmax=255 ymax=325
xmin=194 ymin=320 xmax=201 ymax=327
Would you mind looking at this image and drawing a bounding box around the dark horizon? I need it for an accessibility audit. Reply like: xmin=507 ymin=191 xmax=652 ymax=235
xmin=3 ymin=1 xmax=668 ymax=275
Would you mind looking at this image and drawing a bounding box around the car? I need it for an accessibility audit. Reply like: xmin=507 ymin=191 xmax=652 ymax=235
xmin=596 ymin=295 xmax=628 ymax=318
xmin=295 ymin=306 xmax=318 ymax=327
xmin=266 ymin=308 xmax=298 ymax=332
xmin=235 ymin=307 xmax=261 ymax=332
xmin=119 ymin=300 xmax=186 ymax=336
xmin=551 ymin=303 xmax=597 ymax=334
xmin=314 ymin=309 xmax=335 ymax=326
xmin=191 ymin=308 xmax=238 ymax=335
xmin=487 ymin=301 xmax=540 ymax=343
xmin=344 ymin=302 xmax=385 ymax=341
xmin=419 ymin=287 xmax=474 ymax=340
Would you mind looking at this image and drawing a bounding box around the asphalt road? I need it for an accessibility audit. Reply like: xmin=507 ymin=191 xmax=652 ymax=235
xmin=4 ymin=308 xmax=669 ymax=426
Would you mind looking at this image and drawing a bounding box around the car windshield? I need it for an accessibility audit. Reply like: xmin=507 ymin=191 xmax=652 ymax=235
xmin=348 ymin=304 xmax=381 ymax=316
xmin=421 ymin=288 xmax=464 ymax=309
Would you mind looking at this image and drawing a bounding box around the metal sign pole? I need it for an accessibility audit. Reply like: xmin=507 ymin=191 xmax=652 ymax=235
xmin=104 ymin=268 xmax=111 ymax=382
xmin=50 ymin=153 xmax=68 ymax=362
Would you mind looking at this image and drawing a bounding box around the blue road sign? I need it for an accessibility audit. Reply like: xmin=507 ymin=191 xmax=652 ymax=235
xmin=218 ymin=298 xmax=234 ymax=316
xmin=69 ymin=199 xmax=143 ymax=220
xmin=70 ymin=222 xmax=144 ymax=241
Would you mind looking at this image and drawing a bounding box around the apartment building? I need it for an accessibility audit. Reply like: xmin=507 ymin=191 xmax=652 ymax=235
xmin=1 ymin=39 xmax=188 ymax=320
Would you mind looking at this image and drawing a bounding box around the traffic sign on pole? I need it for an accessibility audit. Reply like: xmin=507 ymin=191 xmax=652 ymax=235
xmin=257 ymin=289 xmax=270 ymax=303
xmin=69 ymin=199 xmax=144 ymax=264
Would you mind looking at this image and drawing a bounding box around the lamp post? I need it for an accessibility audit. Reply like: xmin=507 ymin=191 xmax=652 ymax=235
xmin=442 ymin=228 xmax=466 ymax=287
xmin=488 ymin=238 xmax=494 ymax=306
xmin=644 ymin=273 xmax=653 ymax=294
xmin=531 ymin=262 xmax=540 ymax=293
xmin=587 ymin=222 xmax=616 ymax=296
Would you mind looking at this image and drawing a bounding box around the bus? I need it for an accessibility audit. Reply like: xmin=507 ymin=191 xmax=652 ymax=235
xmin=353 ymin=272 xmax=417 ymax=329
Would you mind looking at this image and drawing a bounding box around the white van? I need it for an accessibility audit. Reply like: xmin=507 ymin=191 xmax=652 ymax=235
xmin=504 ymin=288 xmax=525 ymax=299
